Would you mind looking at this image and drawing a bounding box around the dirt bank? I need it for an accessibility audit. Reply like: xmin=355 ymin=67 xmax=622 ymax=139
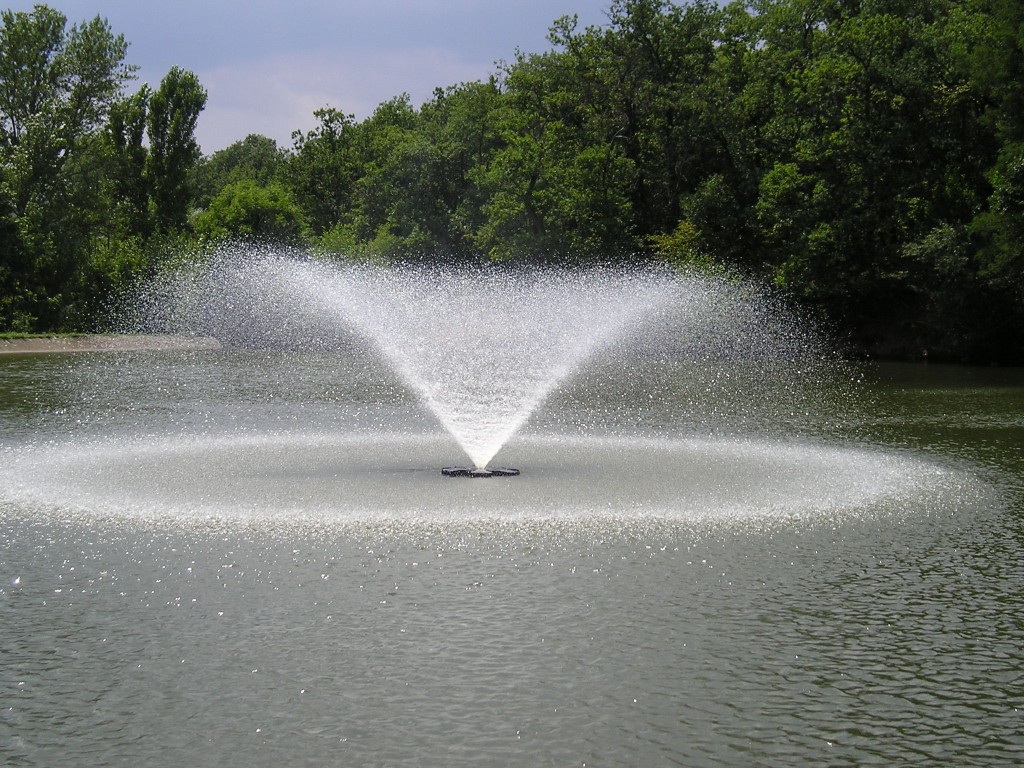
xmin=0 ymin=335 xmax=221 ymax=355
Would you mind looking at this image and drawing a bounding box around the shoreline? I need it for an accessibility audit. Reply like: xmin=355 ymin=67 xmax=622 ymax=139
xmin=0 ymin=334 xmax=222 ymax=355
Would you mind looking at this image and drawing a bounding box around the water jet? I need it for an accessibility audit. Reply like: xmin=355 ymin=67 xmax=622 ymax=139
xmin=128 ymin=248 xmax=700 ymax=477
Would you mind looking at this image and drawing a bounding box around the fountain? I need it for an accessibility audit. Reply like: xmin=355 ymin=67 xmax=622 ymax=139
xmin=132 ymin=250 xmax=685 ymax=476
xmin=0 ymin=244 xmax=963 ymax=523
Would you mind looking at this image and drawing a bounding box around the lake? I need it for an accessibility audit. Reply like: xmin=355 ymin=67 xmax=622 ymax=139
xmin=1 ymin=349 xmax=1021 ymax=767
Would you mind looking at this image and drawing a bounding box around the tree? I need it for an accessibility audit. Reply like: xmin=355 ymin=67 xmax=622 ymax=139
xmin=193 ymin=179 xmax=305 ymax=242
xmin=0 ymin=5 xmax=134 ymax=156
xmin=734 ymin=0 xmax=1003 ymax=355
xmin=419 ymin=80 xmax=504 ymax=254
xmin=105 ymin=84 xmax=151 ymax=237
xmin=191 ymin=133 xmax=288 ymax=209
xmin=967 ymin=0 xmax=1024 ymax=339
xmin=0 ymin=164 xmax=27 ymax=329
xmin=0 ymin=5 xmax=135 ymax=329
xmin=146 ymin=66 xmax=206 ymax=232
xmin=285 ymin=107 xmax=362 ymax=235
xmin=472 ymin=47 xmax=637 ymax=260
xmin=344 ymin=94 xmax=422 ymax=252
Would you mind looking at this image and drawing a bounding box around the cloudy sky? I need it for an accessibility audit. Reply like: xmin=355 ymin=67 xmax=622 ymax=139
xmin=7 ymin=1 xmax=613 ymax=153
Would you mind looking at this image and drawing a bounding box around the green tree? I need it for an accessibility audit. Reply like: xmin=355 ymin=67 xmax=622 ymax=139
xmin=0 ymin=4 xmax=135 ymax=329
xmin=146 ymin=66 xmax=206 ymax=233
xmin=0 ymin=165 xmax=27 ymax=329
xmin=344 ymin=94 xmax=425 ymax=254
xmin=191 ymin=133 xmax=288 ymax=209
xmin=472 ymin=47 xmax=637 ymax=260
xmin=313 ymin=82 xmax=504 ymax=260
xmin=510 ymin=1 xmax=740 ymax=261
xmin=737 ymin=0 xmax=1000 ymax=354
xmin=193 ymin=179 xmax=305 ymax=242
xmin=968 ymin=0 xmax=1024 ymax=342
xmin=285 ymin=107 xmax=362 ymax=235
xmin=420 ymin=80 xmax=504 ymax=255
xmin=105 ymin=84 xmax=151 ymax=237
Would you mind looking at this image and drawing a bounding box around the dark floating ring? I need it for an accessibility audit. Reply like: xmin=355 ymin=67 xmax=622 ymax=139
xmin=441 ymin=466 xmax=520 ymax=478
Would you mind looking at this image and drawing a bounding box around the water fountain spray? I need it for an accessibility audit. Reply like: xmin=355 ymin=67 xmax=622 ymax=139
xmin=133 ymin=249 xmax=682 ymax=476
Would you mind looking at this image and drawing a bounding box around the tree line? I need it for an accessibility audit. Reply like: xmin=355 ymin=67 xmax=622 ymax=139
xmin=2 ymin=0 xmax=1023 ymax=362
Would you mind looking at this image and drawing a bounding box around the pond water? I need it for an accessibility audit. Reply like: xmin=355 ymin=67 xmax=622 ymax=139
xmin=1 ymin=349 xmax=1021 ymax=767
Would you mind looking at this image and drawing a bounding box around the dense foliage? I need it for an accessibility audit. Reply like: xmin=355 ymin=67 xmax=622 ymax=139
xmin=2 ymin=0 xmax=1023 ymax=362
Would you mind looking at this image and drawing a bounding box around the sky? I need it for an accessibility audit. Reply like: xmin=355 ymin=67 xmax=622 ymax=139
xmin=6 ymin=1 xmax=614 ymax=154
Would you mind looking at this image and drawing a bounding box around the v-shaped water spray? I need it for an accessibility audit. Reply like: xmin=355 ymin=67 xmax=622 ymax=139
xmin=135 ymin=251 xmax=681 ymax=474
xmin=289 ymin=263 xmax=680 ymax=472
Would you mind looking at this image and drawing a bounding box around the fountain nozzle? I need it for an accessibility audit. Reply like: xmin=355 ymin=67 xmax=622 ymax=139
xmin=441 ymin=466 xmax=520 ymax=478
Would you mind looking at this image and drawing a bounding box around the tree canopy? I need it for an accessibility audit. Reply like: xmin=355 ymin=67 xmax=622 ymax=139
xmin=2 ymin=0 xmax=1023 ymax=362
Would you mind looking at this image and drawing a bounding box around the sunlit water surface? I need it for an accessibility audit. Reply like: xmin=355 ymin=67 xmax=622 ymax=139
xmin=1 ymin=350 xmax=1022 ymax=767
